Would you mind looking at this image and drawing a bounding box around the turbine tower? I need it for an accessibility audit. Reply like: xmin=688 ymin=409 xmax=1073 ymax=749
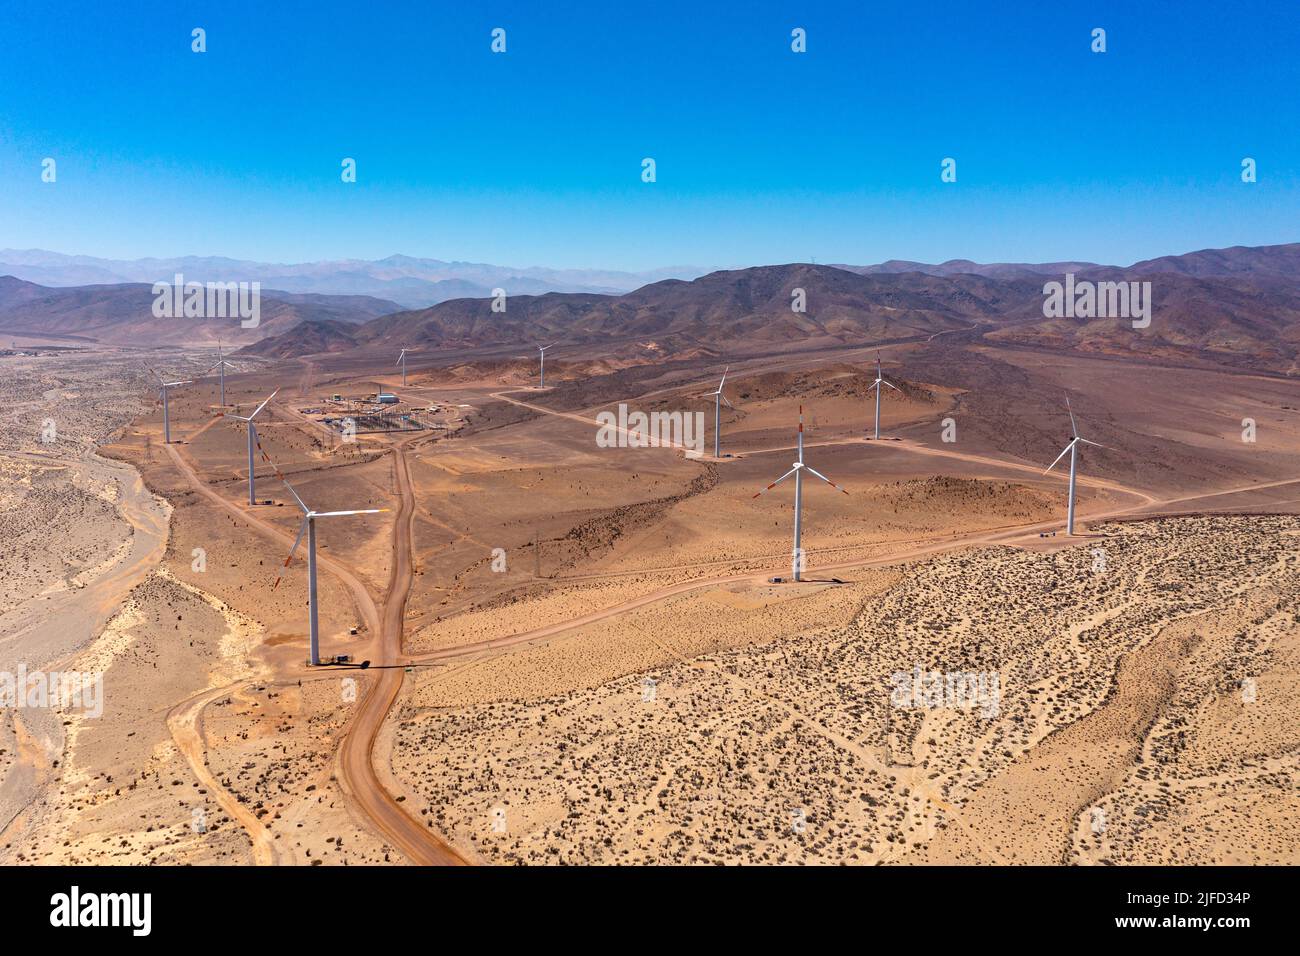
xmin=273 ymin=479 xmax=387 ymax=665
xmin=205 ymin=340 xmax=236 ymax=406
xmin=753 ymin=405 xmax=849 ymax=581
xmin=537 ymin=343 xmax=554 ymax=388
xmin=865 ymin=352 xmax=899 ymax=439
xmin=1043 ymin=395 xmax=1104 ymax=535
xmin=224 ymin=389 xmax=279 ymax=506
xmin=148 ymin=367 xmax=192 ymax=444
xmin=396 ymin=347 xmax=411 ymax=387
xmin=707 ymin=366 xmax=734 ymax=458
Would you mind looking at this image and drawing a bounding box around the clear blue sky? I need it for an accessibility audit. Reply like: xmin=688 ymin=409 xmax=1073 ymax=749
xmin=0 ymin=0 xmax=1296 ymax=271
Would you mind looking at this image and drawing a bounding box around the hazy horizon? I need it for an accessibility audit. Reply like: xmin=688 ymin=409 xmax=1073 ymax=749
xmin=7 ymin=237 xmax=1299 ymax=280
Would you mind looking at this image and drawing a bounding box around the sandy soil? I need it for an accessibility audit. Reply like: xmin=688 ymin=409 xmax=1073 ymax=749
xmin=5 ymin=339 xmax=1298 ymax=867
xmin=390 ymin=516 xmax=1299 ymax=864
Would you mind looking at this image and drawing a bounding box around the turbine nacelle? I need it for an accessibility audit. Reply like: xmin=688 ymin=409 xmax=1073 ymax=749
xmin=225 ymin=387 xmax=279 ymax=424
xmin=273 ymin=477 xmax=388 ymax=588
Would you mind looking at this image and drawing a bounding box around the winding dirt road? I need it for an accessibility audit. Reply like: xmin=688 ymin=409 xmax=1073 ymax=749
xmin=334 ymin=439 xmax=467 ymax=864
xmin=163 ymin=438 xmax=462 ymax=864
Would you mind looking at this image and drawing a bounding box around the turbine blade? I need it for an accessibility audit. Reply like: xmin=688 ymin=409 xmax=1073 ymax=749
xmin=883 ymin=380 xmax=901 ymax=392
xmin=1043 ymin=441 xmax=1075 ymax=475
xmin=721 ymin=395 xmax=734 ymax=409
xmin=718 ymin=365 xmax=729 ymax=389
xmin=805 ymin=466 xmax=850 ymax=495
xmin=272 ymin=518 xmax=309 ymax=589
xmin=312 ymin=508 xmax=389 ymax=517
xmin=223 ymin=413 xmax=252 ymax=421
xmin=1066 ymin=395 xmax=1079 ymax=438
xmin=1077 ymin=437 xmax=1105 ymax=449
xmin=866 ymin=381 xmax=879 ymax=392
xmin=753 ymin=468 xmax=797 ymax=498
xmin=281 ymin=478 xmax=310 ymax=514
xmin=249 ymin=388 xmax=279 ymax=420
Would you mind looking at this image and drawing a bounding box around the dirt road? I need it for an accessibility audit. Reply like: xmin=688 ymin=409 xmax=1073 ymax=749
xmin=334 ymin=439 xmax=467 ymax=865
xmin=164 ymin=439 xmax=462 ymax=864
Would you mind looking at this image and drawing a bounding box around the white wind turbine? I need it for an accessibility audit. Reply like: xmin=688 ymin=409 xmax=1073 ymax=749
xmin=1043 ymin=395 xmax=1104 ymax=535
xmin=273 ymin=478 xmax=387 ymax=665
xmin=205 ymin=340 xmax=236 ymax=406
xmin=148 ymin=366 xmax=192 ymax=444
xmin=865 ymin=352 xmax=899 ymax=440
xmin=224 ymin=388 xmax=279 ymax=506
xmin=396 ymin=347 xmax=412 ymax=387
xmin=753 ymin=404 xmax=849 ymax=582
xmin=708 ymin=365 xmax=734 ymax=458
xmin=537 ymin=343 xmax=555 ymax=388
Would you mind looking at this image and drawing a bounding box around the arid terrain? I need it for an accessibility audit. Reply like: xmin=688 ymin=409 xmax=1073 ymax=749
xmin=3 ymin=251 xmax=1299 ymax=867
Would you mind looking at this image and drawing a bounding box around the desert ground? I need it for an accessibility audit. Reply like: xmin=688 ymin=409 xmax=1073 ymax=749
xmin=2 ymin=335 xmax=1298 ymax=865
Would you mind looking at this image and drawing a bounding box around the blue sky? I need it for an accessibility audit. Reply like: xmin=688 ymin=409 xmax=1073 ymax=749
xmin=0 ymin=0 xmax=1296 ymax=271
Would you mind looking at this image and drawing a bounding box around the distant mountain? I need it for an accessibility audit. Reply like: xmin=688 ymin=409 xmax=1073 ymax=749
xmin=12 ymin=241 xmax=1300 ymax=374
xmin=1126 ymin=242 xmax=1300 ymax=279
xmin=0 ymin=278 xmax=402 ymax=346
xmin=0 ymin=250 xmax=707 ymax=310
xmin=986 ymin=273 xmax=1300 ymax=372
xmin=239 ymin=319 xmax=363 ymax=358
xmin=241 ymin=264 xmax=1048 ymax=359
xmin=240 ymin=244 xmax=1300 ymax=375
xmin=838 ymin=259 xmax=1106 ymax=280
xmin=0 ymin=275 xmax=59 ymax=310
xmin=840 ymin=242 xmax=1300 ymax=282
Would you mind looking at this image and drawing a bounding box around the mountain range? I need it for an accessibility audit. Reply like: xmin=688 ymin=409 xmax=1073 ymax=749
xmin=0 ymin=250 xmax=706 ymax=310
xmin=0 ymin=276 xmax=401 ymax=347
xmin=4 ymin=243 xmax=1300 ymax=375
xmin=238 ymin=243 xmax=1300 ymax=375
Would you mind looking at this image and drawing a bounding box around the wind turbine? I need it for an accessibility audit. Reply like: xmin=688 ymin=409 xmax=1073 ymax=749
xmin=708 ymin=366 xmax=734 ymax=458
xmin=224 ymin=389 xmax=279 ymax=506
xmin=1043 ymin=395 xmax=1104 ymax=535
xmin=865 ymin=352 xmax=900 ymax=440
xmin=537 ymin=343 xmax=555 ymax=388
xmin=396 ymin=347 xmax=412 ymax=387
xmin=148 ymin=367 xmax=192 ymax=444
xmin=273 ymin=478 xmax=387 ymax=665
xmin=753 ymin=405 xmax=849 ymax=582
xmin=205 ymin=340 xmax=236 ymax=406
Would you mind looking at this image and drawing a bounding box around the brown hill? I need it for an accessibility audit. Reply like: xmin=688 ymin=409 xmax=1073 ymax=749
xmin=0 ymin=279 xmax=402 ymax=346
xmin=237 ymin=318 xmax=363 ymax=358
xmin=1126 ymin=242 xmax=1300 ymax=279
xmin=250 ymin=265 xmax=1045 ymax=359
xmin=178 ymin=243 xmax=1300 ymax=376
xmin=987 ymin=274 xmax=1300 ymax=373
